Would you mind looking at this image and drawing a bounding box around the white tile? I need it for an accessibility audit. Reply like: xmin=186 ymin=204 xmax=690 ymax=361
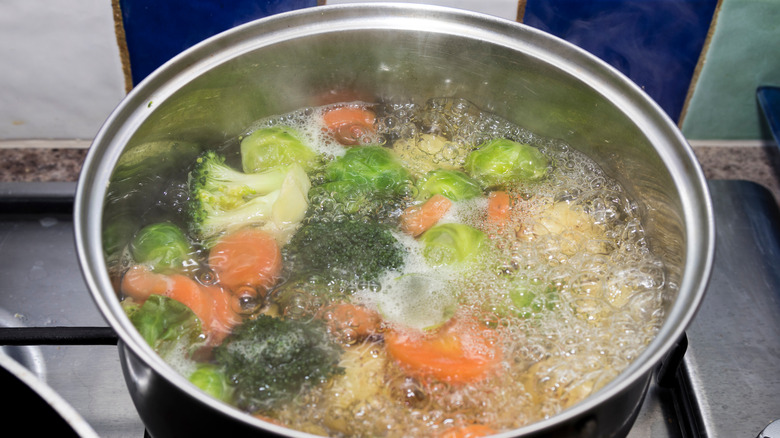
xmin=0 ymin=0 xmax=126 ymax=140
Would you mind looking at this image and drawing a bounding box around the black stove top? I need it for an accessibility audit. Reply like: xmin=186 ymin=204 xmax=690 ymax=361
xmin=1 ymin=179 xmax=778 ymax=438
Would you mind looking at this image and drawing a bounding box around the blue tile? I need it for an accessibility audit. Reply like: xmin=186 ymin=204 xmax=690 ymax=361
xmin=119 ymin=0 xmax=317 ymax=86
xmin=523 ymin=0 xmax=718 ymax=123
xmin=757 ymin=86 xmax=780 ymax=146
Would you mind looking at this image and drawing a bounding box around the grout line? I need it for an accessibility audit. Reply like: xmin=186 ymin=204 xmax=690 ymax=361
xmin=516 ymin=0 xmax=527 ymax=22
xmin=678 ymin=0 xmax=724 ymax=129
xmin=111 ymin=0 xmax=134 ymax=94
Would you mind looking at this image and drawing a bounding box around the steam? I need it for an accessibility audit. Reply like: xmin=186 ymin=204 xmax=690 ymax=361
xmin=523 ymin=1 xmax=714 ymax=122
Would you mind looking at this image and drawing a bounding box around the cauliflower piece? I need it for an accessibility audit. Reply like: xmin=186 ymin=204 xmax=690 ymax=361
xmin=533 ymin=201 xmax=604 ymax=238
xmin=322 ymin=341 xmax=389 ymax=434
xmin=521 ymin=355 xmax=612 ymax=410
xmin=392 ymin=133 xmax=468 ymax=176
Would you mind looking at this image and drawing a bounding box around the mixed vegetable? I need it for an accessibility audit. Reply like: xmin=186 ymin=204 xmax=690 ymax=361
xmin=188 ymin=151 xmax=310 ymax=244
xmin=111 ymin=99 xmax=665 ymax=437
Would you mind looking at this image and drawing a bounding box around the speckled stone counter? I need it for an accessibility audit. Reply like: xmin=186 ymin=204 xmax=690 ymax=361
xmin=0 ymin=147 xmax=88 ymax=183
xmin=2 ymin=143 xmax=779 ymax=205
xmin=691 ymin=143 xmax=780 ymax=204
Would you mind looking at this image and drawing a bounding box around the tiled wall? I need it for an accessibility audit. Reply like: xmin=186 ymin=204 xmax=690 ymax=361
xmin=680 ymin=0 xmax=780 ymax=140
xmin=2 ymin=0 xmax=779 ymax=142
xmin=0 ymin=0 xmax=126 ymax=140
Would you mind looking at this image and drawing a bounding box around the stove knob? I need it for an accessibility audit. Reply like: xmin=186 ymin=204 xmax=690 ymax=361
xmin=758 ymin=420 xmax=780 ymax=438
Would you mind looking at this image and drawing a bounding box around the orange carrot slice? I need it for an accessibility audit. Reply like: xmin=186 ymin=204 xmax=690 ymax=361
xmin=201 ymin=284 xmax=241 ymax=344
xmin=440 ymin=424 xmax=496 ymax=438
xmin=166 ymin=275 xmax=212 ymax=324
xmin=384 ymin=317 xmax=501 ymax=384
xmin=322 ymin=106 xmax=377 ymax=146
xmin=400 ymin=194 xmax=453 ymax=237
xmin=166 ymin=276 xmax=244 ymax=345
xmin=486 ymin=190 xmax=511 ymax=228
xmin=121 ymin=264 xmax=241 ymax=345
xmin=121 ymin=265 xmax=172 ymax=302
xmin=208 ymin=228 xmax=283 ymax=293
xmin=323 ymin=302 xmax=382 ymax=340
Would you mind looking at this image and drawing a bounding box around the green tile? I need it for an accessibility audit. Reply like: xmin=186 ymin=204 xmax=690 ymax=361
xmin=681 ymin=0 xmax=780 ymax=140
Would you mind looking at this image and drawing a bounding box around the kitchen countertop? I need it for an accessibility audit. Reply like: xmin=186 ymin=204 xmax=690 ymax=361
xmin=1 ymin=141 xmax=778 ymax=205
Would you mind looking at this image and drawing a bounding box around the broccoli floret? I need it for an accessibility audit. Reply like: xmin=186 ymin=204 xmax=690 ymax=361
xmin=213 ymin=314 xmax=344 ymax=411
xmin=284 ymin=220 xmax=405 ymax=282
xmin=188 ymin=151 xmax=310 ymax=243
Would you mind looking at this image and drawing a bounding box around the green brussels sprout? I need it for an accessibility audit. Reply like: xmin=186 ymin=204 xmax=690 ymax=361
xmin=129 ymin=222 xmax=194 ymax=273
xmin=418 ymin=223 xmax=486 ymax=267
xmin=509 ymin=282 xmax=558 ymax=319
xmin=105 ymin=140 xmax=200 ymax=260
xmin=189 ymin=364 xmax=234 ymax=403
xmin=465 ymin=138 xmax=548 ymax=187
xmin=415 ymin=169 xmax=482 ymax=202
xmin=324 ymin=145 xmax=413 ymax=197
xmin=480 ymin=276 xmax=558 ymax=320
xmin=240 ymin=125 xmax=319 ymax=173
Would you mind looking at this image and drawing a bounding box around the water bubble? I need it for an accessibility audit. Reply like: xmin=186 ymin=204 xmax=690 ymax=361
xmin=232 ymin=286 xmax=263 ymax=315
xmin=195 ymin=268 xmax=217 ymax=285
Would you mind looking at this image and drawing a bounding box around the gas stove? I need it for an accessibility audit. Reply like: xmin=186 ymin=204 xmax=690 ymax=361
xmin=1 ymin=179 xmax=778 ymax=437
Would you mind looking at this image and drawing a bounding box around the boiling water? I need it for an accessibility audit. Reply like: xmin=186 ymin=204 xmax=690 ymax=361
xmin=248 ymin=99 xmax=667 ymax=436
xmin=112 ymin=98 xmax=668 ymax=437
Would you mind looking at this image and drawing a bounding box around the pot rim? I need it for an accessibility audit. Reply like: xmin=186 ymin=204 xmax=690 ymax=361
xmin=74 ymin=3 xmax=715 ymax=436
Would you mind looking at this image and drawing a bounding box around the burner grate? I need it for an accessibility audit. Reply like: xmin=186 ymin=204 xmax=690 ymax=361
xmin=0 ymin=327 xmax=118 ymax=346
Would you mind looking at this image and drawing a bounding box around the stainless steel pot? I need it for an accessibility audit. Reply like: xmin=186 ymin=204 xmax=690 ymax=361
xmin=74 ymin=4 xmax=714 ymax=437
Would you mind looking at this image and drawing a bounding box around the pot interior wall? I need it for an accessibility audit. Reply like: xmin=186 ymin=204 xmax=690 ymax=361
xmin=105 ymin=24 xmax=686 ymax=300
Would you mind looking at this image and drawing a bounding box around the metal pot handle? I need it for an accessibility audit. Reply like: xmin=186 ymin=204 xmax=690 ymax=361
xmin=655 ymin=332 xmax=688 ymax=388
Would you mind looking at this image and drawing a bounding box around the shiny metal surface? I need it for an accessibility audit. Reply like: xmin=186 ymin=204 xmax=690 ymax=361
xmin=0 ymin=306 xmax=46 ymax=381
xmin=0 ymin=182 xmax=143 ymax=437
xmin=73 ymin=4 xmax=714 ymax=437
xmin=682 ymin=180 xmax=780 ymax=437
xmin=758 ymin=420 xmax=780 ymax=438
